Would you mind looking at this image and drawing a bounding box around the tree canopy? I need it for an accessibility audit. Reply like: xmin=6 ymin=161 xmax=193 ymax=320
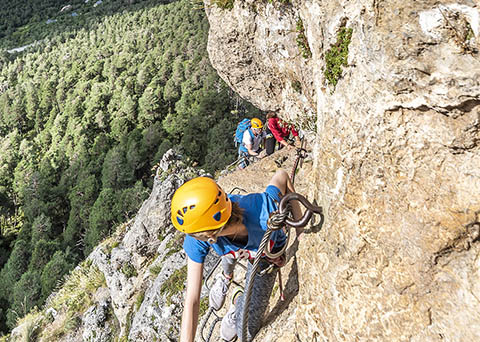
xmin=0 ymin=0 xmax=258 ymax=332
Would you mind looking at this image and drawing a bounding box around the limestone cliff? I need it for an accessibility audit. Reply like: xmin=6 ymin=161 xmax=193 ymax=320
xmin=204 ymin=0 xmax=480 ymax=341
xmin=5 ymin=1 xmax=480 ymax=342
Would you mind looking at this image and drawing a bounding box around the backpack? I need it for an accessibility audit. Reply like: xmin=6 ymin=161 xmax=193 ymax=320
xmin=234 ymin=119 xmax=253 ymax=147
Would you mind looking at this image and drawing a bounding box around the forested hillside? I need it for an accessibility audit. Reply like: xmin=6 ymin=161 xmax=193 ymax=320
xmin=0 ymin=0 xmax=256 ymax=333
xmin=0 ymin=0 xmax=171 ymax=50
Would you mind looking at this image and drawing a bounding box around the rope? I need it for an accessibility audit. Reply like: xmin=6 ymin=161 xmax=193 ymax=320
xmin=290 ymin=147 xmax=307 ymax=185
xmin=240 ymin=223 xmax=273 ymax=341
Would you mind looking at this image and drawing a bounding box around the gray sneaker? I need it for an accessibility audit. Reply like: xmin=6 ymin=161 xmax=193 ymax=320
xmin=220 ymin=302 xmax=237 ymax=341
xmin=209 ymin=273 xmax=231 ymax=311
xmin=220 ymin=288 xmax=243 ymax=342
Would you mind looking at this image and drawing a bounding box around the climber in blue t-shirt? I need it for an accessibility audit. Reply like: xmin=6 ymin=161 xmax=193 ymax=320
xmin=170 ymin=169 xmax=303 ymax=342
xmin=183 ymin=187 xmax=287 ymax=264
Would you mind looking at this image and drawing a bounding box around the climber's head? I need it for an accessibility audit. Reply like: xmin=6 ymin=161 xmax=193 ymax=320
xmin=171 ymin=177 xmax=242 ymax=243
xmin=266 ymin=111 xmax=277 ymax=120
xmin=251 ymin=118 xmax=263 ymax=134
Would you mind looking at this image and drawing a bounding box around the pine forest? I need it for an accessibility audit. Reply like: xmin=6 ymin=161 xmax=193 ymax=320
xmin=0 ymin=0 xmax=257 ymax=333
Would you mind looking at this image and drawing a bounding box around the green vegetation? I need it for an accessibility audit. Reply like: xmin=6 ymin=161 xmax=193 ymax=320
xmin=150 ymin=263 xmax=163 ymax=277
xmin=49 ymin=260 xmax=106 ymax=314
xmin=42 ymin=261 xmax=105 ymax=337
xmin=211 ymin=0 xmax=235 ymax=10
xmin=324 ymin=26 xmax=353 ymax=88
xmin=164 ymin=232 xmax=185 ymax=259
xmin=0 ymin=0 xmax=166 ymax=50
xmin=135 ymin=290 xmax=146 ymax=312
xmin=16 ymin=260 xmax=106 ymax=340
xmin=160 ymin=266 xmax=187 ymax=305
xmin=198 ymin=296 xmax=209 ymax=317
xmin=296 ymin=19 xmax=312 ymax=59
xmin=271 ymin=282 xmax=278 ymax=299
xmin=12 ymin=309 xmax=44 ymax=341
xmin=102 ymin=237 xmax=121 ymax=256
xmin=291 ymin=80 xmax=302 ymax=93
xmin=465 ymin=22 xmax=474 ymax=41
xmin=0 ymin=0 xmax=258 ymax=333
xmin=121 ymin=263 xmax=138 ymax=279
xmin=123 ymin=308 xmax=134 ymax=341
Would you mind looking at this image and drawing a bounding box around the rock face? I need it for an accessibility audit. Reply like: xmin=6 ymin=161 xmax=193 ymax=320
xmin=205 ymin=0 xmax=317 ymax=126
xmin=205 ymin=0 xmax=480 ymax=341
xmin=87 ymin=149 xmax=192 ymax=339
xmin=88 ymin=150 xmax=217 ymax=341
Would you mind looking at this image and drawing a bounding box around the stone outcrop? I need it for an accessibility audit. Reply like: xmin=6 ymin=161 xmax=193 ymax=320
xmin=86 ymin=149 xmax=192 ymax=339
xmin=204 ymin=0 xmax=480 ymax=341
xmin=88 ymin=150 xmax=216 ymax=341
xmin=205 ymin=0 xmax=317 ymax=126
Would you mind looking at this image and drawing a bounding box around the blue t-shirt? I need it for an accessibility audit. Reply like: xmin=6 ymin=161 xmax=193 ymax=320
xmin=183 ymin=185 xmax=286 ymax=263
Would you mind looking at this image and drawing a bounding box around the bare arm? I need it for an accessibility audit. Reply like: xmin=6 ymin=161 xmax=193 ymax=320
xmin=245 ymin=143 xmax=259 ymax=156
xmin=180 ymin=257 xmax=204 ymax=342
xmin=294 ymin=135 xmax=301 ymax=146
xmin=279 ymin=139 xmax=294 ymax=149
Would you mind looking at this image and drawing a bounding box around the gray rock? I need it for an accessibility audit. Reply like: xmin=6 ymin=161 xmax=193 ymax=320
xmin=82 ymin=298 xmax=113 ymax=342
xmin=87 ymin=149 xmax=205 ymax=338
xmin=129 ymin=250 xmax=220 ymax=342
xmin=204 ymin=0 xmax=480 ymax=341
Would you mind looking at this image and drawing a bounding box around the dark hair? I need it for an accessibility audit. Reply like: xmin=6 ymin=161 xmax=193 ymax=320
xmin=266 ymin=112 xmax=277 ymax=120
xmin=226 ymin=202 xmax=244 ymax=226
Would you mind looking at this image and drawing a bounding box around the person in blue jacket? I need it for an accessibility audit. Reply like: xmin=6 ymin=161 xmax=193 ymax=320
xmin=170 ymin=169 xmax=302 ymax=342
xmin=238 ymin=118 xmax=266 ymax=169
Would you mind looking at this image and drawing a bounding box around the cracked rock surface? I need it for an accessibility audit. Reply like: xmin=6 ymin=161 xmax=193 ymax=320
xmin=205 ymin=0 xmax=480 ymax=341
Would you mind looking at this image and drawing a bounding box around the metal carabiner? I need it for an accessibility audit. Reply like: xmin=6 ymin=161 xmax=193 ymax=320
xmin=295 ymin=147 xmax=308 ymax=157
xmin=278 ymin=192 xmax=323 ymax=228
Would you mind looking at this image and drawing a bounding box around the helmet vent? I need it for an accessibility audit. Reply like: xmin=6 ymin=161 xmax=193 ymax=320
xmin=177 ymin=210 xmax=184 ymax=217
xmin=183 ymin=207 xmax=188 ymax=214
xmin=213 ymin=211 xmax=221 ymax=221
xmin=176 ymin=217 xmax=184 ymax=225
xmin=214 ymin=191 xmax=221 ymax=204
xmin=189 ymin=205 xmax=195 ymax=210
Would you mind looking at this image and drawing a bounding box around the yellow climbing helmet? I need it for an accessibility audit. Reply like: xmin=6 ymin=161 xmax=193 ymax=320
xmin=170 ymin=177 xmax=232 ymax=234
xmin=251 ymin=118 xmax=263 ymax=129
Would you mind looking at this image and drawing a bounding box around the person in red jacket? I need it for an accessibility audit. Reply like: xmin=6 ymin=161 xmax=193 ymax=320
xmin=265 ymin=111 xmax=301 ymax=155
